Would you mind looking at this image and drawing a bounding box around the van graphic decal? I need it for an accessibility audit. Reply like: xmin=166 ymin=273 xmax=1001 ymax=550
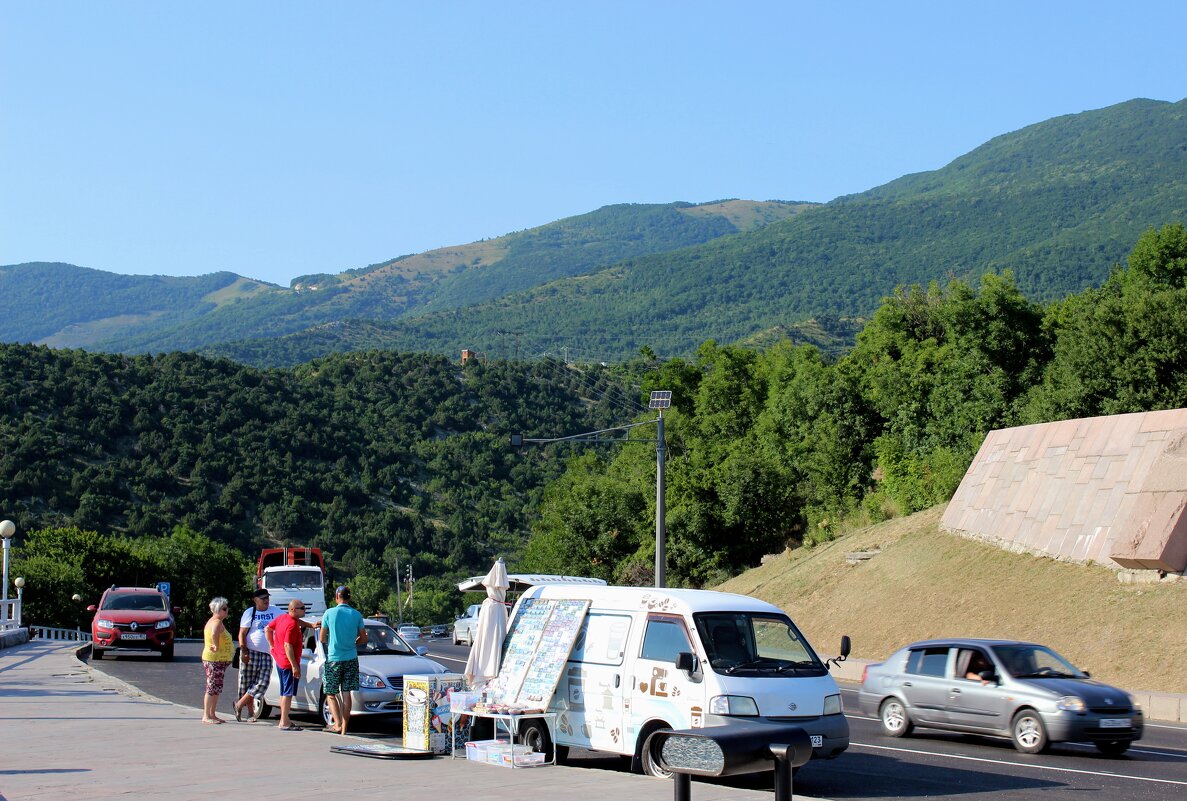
xmin=639 ymin=593 xmax=678 ymax=612
xmin=690 ymin=706 xmax=704 ymax=728
xmin=641 ymin=666 xmax=670 ymax=697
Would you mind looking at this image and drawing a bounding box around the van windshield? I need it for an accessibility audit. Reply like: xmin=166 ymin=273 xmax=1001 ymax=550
xmin=694 ymin=613 xmax=824 ymax=676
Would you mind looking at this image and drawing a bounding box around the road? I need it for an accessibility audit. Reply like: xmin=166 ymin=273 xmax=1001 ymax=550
xmin=89 ymin=642 xmax=1187 ymax=800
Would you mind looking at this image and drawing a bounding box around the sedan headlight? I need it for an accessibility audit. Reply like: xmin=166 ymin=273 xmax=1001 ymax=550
xmin=154 ymin=619 xmax=172 ymax=629
xmin=709 ymin=695 xmax=759 ymax=716
xmin=96 ymin=619 xmax=115 ymax=630
xmin=358 ymin=673 xmax=387 ymax=689
xmin=823 ymin=693 xmax=842 ymax=715
xmin=1056 ymin=695 xmax=1086 ymax=712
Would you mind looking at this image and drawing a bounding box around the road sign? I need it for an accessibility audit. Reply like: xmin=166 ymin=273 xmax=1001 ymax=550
xmin=156 ymin=581 xmax=171 ymax=598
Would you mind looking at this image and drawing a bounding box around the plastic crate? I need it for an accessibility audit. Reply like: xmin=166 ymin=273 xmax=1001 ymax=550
xmin=450 ymin=690 xmax=481 ymax=714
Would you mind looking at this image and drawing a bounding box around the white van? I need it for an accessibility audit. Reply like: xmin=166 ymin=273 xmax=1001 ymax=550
xmin=506 ymin=584 xmax=850 ymax=776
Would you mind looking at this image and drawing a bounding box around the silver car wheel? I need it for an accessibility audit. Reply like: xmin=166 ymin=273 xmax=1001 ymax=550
xmin=880 ymin=698 xmax=912 ymax=737
xmin=1011 ymin=710 xmax=1048 ymax=754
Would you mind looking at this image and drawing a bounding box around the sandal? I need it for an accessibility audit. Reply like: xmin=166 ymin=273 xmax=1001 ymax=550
xmin=278 ymin=724 xmax=301 ymax=731
xmin=234 ymin=704 xmax=245 ymax=723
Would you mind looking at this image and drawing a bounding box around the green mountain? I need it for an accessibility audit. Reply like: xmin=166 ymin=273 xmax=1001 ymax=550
xmin=205 ymin=97 xmax=1187 ymax=365
xmin=0 ymin=200 xmax=806 ymax=353
xmin=0 ymin=263 xmax=279 ymax=346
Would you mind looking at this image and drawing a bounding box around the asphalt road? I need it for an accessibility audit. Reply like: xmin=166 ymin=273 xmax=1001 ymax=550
xmin=88 ymin=642 xmax=1187 ymax=800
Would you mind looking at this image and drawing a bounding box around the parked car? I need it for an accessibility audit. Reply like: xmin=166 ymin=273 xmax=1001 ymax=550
xmin=429 ymin=624 xmax=449 ymax=638
xmin=859 ymin=638 xmax=1143 ymax=755
xmin=397 ymin=624 xmax=421 ymax=640
xmin=88 ymin=586 xmax=177 ymax=661
xmin=261 ymin=619 xmax=447 ymax=726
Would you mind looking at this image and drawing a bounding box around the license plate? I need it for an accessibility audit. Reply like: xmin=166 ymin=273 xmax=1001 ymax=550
xmin=810 ymin=735 xmax=823 ymax=748
xmin=1100 ymin=718 xmax=1130 ymax=728
xmin=121 ymin=633 xmax=147 ymax=640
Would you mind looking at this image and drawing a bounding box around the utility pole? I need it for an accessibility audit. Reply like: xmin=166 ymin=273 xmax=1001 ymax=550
xmin=392 ymin=553 xmax=405 ymax=625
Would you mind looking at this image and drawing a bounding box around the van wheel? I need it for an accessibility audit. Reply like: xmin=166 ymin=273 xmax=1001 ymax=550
xmin=880 ymin=698 xmax=913 ymax=737
xmin=635 ymin=723 xmax=674 ymax=778
xmin=1011 ymin=709 xmax=1048 ymax=754
xmin=517 ymin=718 xmax=555 ymax=762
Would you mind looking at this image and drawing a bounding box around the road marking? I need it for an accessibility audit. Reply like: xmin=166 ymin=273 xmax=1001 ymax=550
xmin=851 ymin=741 xmax=1187 ymax=786
xmin=427 ymin=653 xmax=468 ymax=665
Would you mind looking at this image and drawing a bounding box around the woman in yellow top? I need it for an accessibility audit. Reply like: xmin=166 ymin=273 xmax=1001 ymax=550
xmin=201 ymin=596 xmax=234 ymax=724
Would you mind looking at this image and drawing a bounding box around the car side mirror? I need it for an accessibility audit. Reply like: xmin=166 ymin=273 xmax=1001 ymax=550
xmin=979 ymin=669 xmax=999 ymax=683
xmin=675 ymin=651 xmax=697 ymax=672
xmin=87 ymin=605 xmax=97 ymax=612
xmin=416 ymin=646 xmax=429 ymax=656
xmin=839 ymin=635 xmax=852 ymax=659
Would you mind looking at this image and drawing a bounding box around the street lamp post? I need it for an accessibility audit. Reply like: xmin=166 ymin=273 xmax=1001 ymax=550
xmin=511 ymin=390 xmax=672 ymax=588
xmin=1 ymin=520 xmax=15 ymax=605
xmin=13 ymin=577 xmax=24 ymax=628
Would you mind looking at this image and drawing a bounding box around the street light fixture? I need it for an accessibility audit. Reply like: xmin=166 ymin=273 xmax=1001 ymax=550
xmin=13 ymin=577 xmax=24 ymax=628
xmin=1 ymin=519 xmax=15 ymax=605
xmin=510 ymin=390 xmax=673 ymax=588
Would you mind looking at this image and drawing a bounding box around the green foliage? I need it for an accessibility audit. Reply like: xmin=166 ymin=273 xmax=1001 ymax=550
xmin=10 ymin=525 xmax=250 ymax=633
xmin=0 ymin=348 xmax=623 ymax=616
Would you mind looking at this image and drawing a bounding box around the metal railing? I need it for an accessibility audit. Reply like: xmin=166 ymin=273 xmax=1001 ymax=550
xmin=29 ymin=625 xmax=91 ymax=642
xmin=0 ymin=598 xmax=19 ymax=631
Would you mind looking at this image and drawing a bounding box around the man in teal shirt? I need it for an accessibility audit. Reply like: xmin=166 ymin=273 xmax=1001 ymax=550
xmin=320 ymin=585 xmax=367 ymax=734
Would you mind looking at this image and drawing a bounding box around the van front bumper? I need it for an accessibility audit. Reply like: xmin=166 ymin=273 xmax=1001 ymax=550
xmin=703 ymin=712 xmax=849 ymax=759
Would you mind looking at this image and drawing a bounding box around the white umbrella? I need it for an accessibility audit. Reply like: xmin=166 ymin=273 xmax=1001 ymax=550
xmin=463 ymin=558 xmax=510 ymax=688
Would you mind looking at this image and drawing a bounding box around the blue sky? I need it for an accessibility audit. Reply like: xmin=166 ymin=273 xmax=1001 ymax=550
xmin=2 ymin=2 xmax=1185 ymax=287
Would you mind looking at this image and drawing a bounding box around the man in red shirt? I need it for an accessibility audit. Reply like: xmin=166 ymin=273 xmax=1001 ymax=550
xmin=265 ymin=599 xmax=307 ymax=731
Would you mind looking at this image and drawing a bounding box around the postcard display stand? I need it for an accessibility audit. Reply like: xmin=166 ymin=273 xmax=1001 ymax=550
xmin=404 ymin=673 xmax=467 ymax=754
xmin=450 ymin=598 xmax=589 ymax=763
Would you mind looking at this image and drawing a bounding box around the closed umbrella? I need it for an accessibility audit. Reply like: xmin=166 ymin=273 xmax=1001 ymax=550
xmin=463 ymin=558 xmax=510 ymax=689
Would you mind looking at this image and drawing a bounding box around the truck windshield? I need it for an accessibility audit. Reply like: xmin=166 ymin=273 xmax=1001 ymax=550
xmin=693 ymin=613 xmax=824 ymax=676
xmin=264 ymin=570 xmax=323 ymax=590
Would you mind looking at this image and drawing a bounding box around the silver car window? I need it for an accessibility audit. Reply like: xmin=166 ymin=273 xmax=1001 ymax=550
xmin=906 ymin=647 xmax=948 ymax=677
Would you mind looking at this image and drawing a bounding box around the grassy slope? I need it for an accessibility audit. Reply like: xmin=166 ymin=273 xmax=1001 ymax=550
xmin=716 ymin=506 xmax=1187 ymax=694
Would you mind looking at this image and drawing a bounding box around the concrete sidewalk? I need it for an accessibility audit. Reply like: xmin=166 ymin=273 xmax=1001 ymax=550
xmin=0 ymin=640 xmax=824 ymax=801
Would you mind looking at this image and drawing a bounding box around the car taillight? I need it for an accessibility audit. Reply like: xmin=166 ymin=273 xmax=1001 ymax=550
xmin=861 ymin=665 xmax=868 ymax=684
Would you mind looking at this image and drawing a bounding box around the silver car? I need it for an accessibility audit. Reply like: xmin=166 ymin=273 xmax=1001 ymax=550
xmin=261 ymin=619 xmax=447 ymax=726
xmin=858 ymin=638 xmax=1142 ymax=755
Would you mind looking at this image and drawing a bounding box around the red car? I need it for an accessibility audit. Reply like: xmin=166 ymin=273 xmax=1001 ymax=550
xmin=88 ymin=586 xmax=177 ymax=661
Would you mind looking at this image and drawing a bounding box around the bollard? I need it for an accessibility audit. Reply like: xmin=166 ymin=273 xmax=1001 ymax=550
xmin=644 ymin=722 xmax=814 ymax=801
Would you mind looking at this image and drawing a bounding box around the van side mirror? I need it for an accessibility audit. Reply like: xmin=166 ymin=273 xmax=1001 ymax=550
xmin=825 ymin=635 xmax=851 ymax=671
xmin=675 ymin=651 xmax=697 ymax=672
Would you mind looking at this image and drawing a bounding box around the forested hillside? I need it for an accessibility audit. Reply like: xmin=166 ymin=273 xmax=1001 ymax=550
xmin=1 ymin=347 xmax=637 ymax=625
xmin=207 ymin=98 xmax=1187 ymax=365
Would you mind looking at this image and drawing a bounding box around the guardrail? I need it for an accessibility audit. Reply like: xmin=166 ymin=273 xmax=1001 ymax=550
xmin=0 ymin=598 xmax=19 ymax=631
xmin=29 ymin=626 xmax=91 ymax=642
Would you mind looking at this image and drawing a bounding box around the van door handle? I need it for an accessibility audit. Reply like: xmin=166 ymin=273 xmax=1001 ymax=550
xmin=614 ymin=675 xmax=620 ymax=688
xmin=902 ymin=681 xmax=912 ymax=687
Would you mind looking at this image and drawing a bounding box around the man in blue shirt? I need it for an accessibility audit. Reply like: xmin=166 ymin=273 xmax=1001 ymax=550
xmin=320 ymin=585 xmax=367 ymax=734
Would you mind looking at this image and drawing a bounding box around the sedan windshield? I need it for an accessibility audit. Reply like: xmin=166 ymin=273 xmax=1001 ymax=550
xmin=694 ymin=613 xmax=823 ymax=675
xmin=359 ymin=624 xmax=416 ymax=656
xmin=101 ymin=593 xmax=167 ymax=612
xmin=992 ymin=644 xmax=1085 ymax=679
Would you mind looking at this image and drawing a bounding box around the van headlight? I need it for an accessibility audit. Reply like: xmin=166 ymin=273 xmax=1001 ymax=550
xmin=358 ymin=674 xmax=387 ymax=689
xmin=709 ymin=695 xmax=759 ymax=716
xmin=1056 ymin=695 xmax=1086 ymax=712
xmin=823 ymin=694 xmax=842 ymax=715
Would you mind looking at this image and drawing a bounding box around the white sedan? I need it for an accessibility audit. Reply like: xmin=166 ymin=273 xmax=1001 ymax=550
xmin=260 ymin=619 xmax=447 ymax=726
xmin=397 ymin=624 xmax=422 ymax=640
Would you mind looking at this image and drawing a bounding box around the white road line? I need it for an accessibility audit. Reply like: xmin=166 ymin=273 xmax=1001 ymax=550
xmin=851 ymin=741 xmax=1187 ymax=787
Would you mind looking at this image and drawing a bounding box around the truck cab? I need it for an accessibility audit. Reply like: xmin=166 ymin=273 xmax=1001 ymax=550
xmin=257 ymin=548 xmax=327 ymax=623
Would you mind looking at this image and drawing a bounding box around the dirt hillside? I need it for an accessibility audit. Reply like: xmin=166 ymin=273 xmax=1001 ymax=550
xmin=715 ymin=506 xmax=1187 ymax=694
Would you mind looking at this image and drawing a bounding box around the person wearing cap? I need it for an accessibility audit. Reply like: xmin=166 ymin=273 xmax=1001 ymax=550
xmin=319 ymin=585 xmax=367 ymax=734
xmin=233 ymin=588 xmax=281 ymax=722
